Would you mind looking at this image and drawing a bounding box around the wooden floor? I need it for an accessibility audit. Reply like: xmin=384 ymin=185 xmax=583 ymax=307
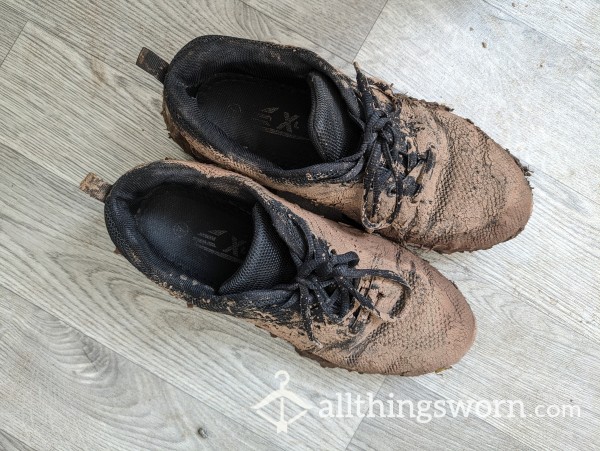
xmin=0 ymin=1 xmax=598 ymax=450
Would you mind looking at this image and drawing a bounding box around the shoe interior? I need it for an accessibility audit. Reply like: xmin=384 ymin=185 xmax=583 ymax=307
xmin=134 ymin=184 xmax=252 ymax=287
xmin=196 ymin=73 xmax=322 ymax=169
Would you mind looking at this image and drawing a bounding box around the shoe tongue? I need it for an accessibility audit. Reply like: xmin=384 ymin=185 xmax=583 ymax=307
xmin=218 ymin=204 xmax=295 ymax=295
xmin=307 ymin=71 xmax=359 ymax=162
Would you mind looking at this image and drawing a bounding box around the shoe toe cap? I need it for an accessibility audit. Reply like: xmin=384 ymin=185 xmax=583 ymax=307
xmin=348 ymin=253 xmax=476 ymax=376
xmin=409 ymin=109 xmax=533 ymax=252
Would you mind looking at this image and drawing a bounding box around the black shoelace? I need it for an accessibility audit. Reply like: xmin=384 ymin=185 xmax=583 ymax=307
xmin=263 ymin=219 xmax=409 ymax=345
xmin=354 ymin=63 xmax=429 ymax=232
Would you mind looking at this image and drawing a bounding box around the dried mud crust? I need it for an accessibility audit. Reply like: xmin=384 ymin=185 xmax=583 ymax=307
xmin=371 ymin=76 xmax=532 ymax=178
xmin=162 ymin=103 xmax=210 ymax=163
xmin=258 ymin=328 xmax=452 ymax=376
xmin=379 ymin=89 xmax=534 ymax=253
xmin=371 ymin=77 xmax=533 ymax=191
xmin=293 ymin=345 xmax=453 ymax=376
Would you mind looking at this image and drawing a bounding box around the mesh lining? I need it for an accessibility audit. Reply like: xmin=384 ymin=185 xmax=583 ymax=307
xmin=195 ymin=72 xmax=320 ymax=169
xmin=163 ymin=35 xmax=364 ymax=183
xmin=134 ymin=184 xmax=254 ymax=288
xmin=104 ymin=161 xmax=305 ymax=318
xmin=219 ymin=205 xmax=295 ymax=294
xmin=105 ymin=163 xmax=256 ymax=298
xmin=307 ymin=71 xmax=360 ymax=161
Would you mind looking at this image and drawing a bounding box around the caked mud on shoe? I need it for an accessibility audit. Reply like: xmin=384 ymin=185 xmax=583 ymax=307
xmin=136 ymin=36 xmax=532 ymax=253
xmin=80 ymin=160 xmax=475 ymax=375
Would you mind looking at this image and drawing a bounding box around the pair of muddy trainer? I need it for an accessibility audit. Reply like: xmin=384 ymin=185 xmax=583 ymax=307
xmin=81 ymin=35 xmax=532 ymax=376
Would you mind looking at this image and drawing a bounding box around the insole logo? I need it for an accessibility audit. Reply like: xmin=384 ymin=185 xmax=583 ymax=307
xmin=254 ymin=107 xmax=309 ymax=141
xmin=192 ymin=230 xmax=248 ymax=263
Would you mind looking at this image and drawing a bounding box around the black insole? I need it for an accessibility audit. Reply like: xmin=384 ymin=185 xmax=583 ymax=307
xmin=135 ymin=185 xmax=253 ymax=288
xmin=196 ymin=73 xmax=322 ymax=169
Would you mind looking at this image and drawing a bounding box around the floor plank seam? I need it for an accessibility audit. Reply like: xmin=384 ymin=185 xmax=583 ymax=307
xmin=433 ymin=255 xmax=600 ymax=345
xmin=408 ymin=379 xmax=535 ymax=449
xmin=16 ymin=19 xmax=160 ymax=92
xmin=353 ymin=0 xmax=390 ymax=64
xmin=0 ymin=19 xmax=28 ymax=69
xmin=342 ymin=375 xmax=388 ymax=451
xmin=238 ymin=0 xmax=356 ymax=64
xmin=522 ymin=166 xmax=600 ymax=209
xmin=345 ymin=373 xmax=535 ymax=450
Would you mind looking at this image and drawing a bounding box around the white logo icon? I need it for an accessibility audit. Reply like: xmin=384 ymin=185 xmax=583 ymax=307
xmin=252 ymin=370 xmax=312 ymax=433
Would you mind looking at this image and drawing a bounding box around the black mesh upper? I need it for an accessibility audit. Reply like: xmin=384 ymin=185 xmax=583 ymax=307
xmin=104 ymin=161 xmax=304 ymax=320
xmin=219 ymin=205 xmax=295 ymax=294
xmin=307 ymin=71 xmax=360 ymax=161
xmin=163 ymin=35 xmax=365 ymax=183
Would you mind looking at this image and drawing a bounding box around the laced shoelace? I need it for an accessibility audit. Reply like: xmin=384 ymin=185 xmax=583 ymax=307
xmin=262 ymin=220 xmax=409 ymax=345
xmin=354 ymin=63 xmax=428 ymax=232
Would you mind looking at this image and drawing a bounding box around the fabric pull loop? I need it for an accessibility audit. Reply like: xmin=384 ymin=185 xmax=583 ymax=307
xmin=136 ymin=47 xmax=169 ymax=84
xmin=79 ymin=173 xmax=112 ymax=203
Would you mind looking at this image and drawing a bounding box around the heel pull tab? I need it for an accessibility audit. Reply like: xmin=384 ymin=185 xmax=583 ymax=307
xmin=80 ymin=173 xmax=112 ymax=203
xmin=136 ymin=47 xmax=169 ymax=84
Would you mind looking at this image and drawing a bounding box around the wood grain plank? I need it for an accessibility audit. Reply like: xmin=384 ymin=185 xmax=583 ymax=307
xmin=0 ymin=2 xmax=26 ymax=65
xmin=350 ymin=275 xmax=600 ymax=450
xmin=0 ymin=0 xmax=352 ymax=79
xmin=0 ymin=140 xmax=382 ymax=448
xmin=0 ymin=285 xmax=274 ymax=450
xmin=484 ymin=0 xmax=600 ymax=65
xmin=240 ymin=0 xmax=387 ymax=61
xmin=357 ymin=0 xmax=600 ymax=201
xmin=0 ymin=21 xmax=186 ymax=186
xmin=0 ymin=430 xmax=35 ymax=451
xmin=346 ymin=382 xmax=533 ymax=451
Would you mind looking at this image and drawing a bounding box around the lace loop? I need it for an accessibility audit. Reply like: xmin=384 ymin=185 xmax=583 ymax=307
xmin=265 ymin=225 xmax=409 ymax=344
xmin=354 ymin=63 xmax=432 ymax=233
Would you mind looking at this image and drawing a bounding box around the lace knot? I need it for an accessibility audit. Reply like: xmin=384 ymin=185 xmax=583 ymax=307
xmin=353 ymin=62 xmax=430 ymax=232
xmin=283 ymin=235 xmax=408 ymax=343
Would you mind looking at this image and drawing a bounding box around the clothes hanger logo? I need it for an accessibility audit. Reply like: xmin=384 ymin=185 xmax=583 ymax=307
xmin=252 ymin=370 xmax=313 ymax=433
